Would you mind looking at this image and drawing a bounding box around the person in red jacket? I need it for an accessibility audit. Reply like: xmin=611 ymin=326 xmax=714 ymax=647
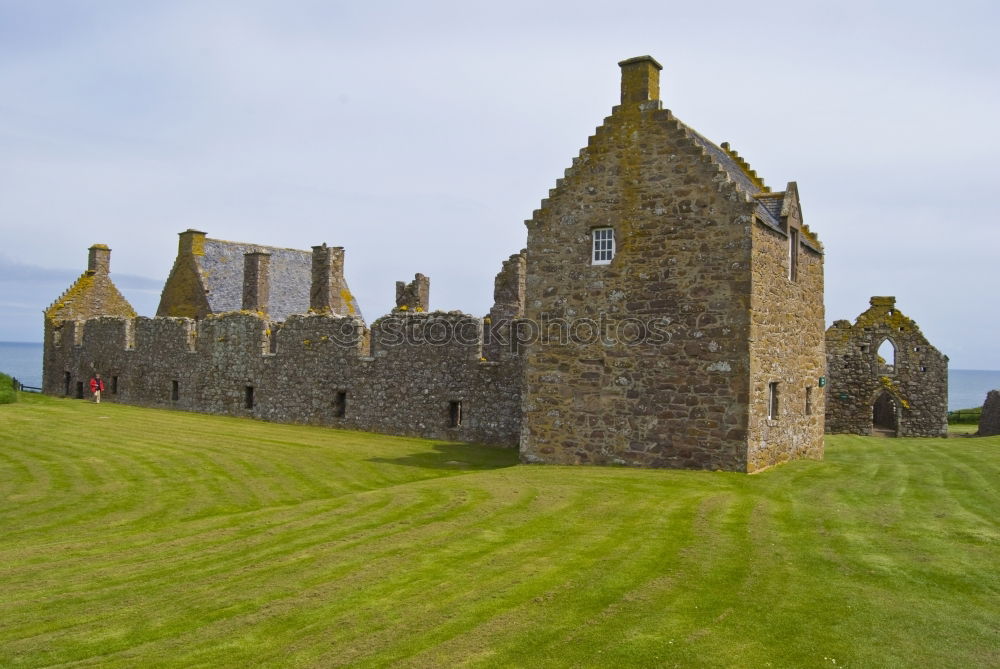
xmin=89 ymin=373 xmax=105 ymax=403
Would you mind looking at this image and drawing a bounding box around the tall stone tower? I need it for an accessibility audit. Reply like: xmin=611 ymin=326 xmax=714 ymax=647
xmin=519 ymin=56 xmax=826 ymax=472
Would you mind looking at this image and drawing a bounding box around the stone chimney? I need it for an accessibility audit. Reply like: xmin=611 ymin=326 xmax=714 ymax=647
xmin=87 ymin=244 xmax=111 ymax=275
xmin=618 ymin=55 xmax=662 ymax=105
xmin=395 ymin=273 xmax=430 ymax=312
xmin=310 ymin=244 xmax=346 ymax=314
xmin=870 ymin=296 xmax=896 ymax=308
xmin=178 ymin=229 xmax=207 ymax=257
xmin=242 ymin=249 xmax=271 ymax=314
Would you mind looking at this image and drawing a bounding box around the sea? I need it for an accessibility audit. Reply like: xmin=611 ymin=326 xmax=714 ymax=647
xmin=2 ymin=341 xmax=999 ymax=410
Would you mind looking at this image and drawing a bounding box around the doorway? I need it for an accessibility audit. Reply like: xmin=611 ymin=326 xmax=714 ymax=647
xmin=872 ymin=392 xmax=898 ymax=436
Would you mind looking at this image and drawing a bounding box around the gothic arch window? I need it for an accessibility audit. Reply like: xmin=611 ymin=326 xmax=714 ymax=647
xmin=877 ymin=338 xmax=896 ymax=372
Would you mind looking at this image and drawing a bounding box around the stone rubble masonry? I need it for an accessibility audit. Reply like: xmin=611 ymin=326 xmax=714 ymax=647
xmin=825 ymin=297 xmax=948 ymax=437
xmin=45 ymin=246 xmax=136 ymax=335
xmin=519 ymin=56 xmax=825 ymax=472
xmin=242 ymin=249 xmax=271 ymax=314
xmin=395 ymin=274 xmax=430 ymax=312
xmin=485 ymin=252 xmax=527 ymax=362
xmin=309 ymin=244 xmax=347 ymax=315
xmin=43 ymin=55 xmax=828 ymax=472
xmin=44 ymin=312 xmax=523 ymax=447
xmin=977 ymin=390 xmax=1000 ymax=436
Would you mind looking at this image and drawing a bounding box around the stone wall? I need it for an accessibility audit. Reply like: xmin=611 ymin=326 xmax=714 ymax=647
xmin=825 ymin=297 xmax=948 ymax=437
xmin=44 ymin=311 xmax=523 ymax=447
xmin=978 ymin=390 xmax=1000 ymax=436
xmin=746 ymin=192 xmax=826 ymax=470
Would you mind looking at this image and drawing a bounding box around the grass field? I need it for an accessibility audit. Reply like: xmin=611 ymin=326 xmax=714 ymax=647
xmin=1 ymin=394 xmax=997 ymax=668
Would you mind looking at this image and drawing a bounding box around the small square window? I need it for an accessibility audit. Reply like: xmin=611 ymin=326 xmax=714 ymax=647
xmin=592 ymin=228 xmax=615 ymax=265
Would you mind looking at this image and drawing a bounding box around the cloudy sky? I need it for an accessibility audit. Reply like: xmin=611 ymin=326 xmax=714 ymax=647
xmin=1 ymin=0 xmax=997 ymax=369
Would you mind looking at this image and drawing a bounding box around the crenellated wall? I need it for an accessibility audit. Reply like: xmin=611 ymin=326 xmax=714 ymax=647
xmin=44 ymin=311 xmax=523 ymax=447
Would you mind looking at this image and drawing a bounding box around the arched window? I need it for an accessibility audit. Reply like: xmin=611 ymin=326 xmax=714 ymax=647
xmin=877 ymin=339 xmax=896 ymax=371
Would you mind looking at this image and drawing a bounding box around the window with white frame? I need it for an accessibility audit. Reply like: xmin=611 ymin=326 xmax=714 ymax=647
xmin=592 ymin=227 xmax=615 ymax=265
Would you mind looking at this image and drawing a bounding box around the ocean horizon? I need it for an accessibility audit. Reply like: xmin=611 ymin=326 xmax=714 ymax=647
xmin=2 ymin=341 xmax=998 ymax=411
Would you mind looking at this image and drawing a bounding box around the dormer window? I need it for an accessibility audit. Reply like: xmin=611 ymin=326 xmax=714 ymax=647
xmin=592 ymin=227 xmax=615 ymax=265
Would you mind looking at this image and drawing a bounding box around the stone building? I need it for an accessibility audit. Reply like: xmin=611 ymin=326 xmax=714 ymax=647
xmin=519 ymin=56 xmax=825 ymax=471
xmin=43 ymin=56 xmax=826 ymax=472
xmin=977 ymin=390 xmax=1000 ymax=436
xmin=826 ymin=297 xmax=948 ymax=437
xmin=156 ymin=230 xmax=363 ymax=321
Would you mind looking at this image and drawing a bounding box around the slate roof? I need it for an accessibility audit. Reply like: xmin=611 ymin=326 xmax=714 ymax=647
xmin=197 ymin=239 xmax=363 ymax=322
xmin=683 ymin=124 xmax=821 ymax=252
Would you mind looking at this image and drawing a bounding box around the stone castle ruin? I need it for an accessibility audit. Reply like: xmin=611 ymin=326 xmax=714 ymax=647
xmin=43 ymin=56 xmax=827 ymax=472
xmin=825 ymin=297 xmax=948 ymax=437
xmin=978 ymin=390 xmax=1000 ymax=436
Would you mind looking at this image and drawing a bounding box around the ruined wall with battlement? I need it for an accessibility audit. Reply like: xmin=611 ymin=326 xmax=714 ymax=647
xmin=43 ymin=311 xmax=523 ymax=446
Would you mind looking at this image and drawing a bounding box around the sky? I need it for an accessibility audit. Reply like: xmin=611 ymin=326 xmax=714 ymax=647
xmin=0 ymin=0 xmax=997 ymax=369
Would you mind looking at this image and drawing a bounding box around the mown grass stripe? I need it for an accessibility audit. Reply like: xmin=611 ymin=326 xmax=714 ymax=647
xmin=0 ymin=394 xmax=997 ymax=668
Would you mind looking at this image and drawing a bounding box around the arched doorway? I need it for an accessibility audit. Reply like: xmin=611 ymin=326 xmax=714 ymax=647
xmin=872 ymin=392 xmax=898 ymax=436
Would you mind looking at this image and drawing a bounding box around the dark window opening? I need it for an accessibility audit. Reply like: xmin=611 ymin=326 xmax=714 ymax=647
xmin=920 ymin=366 xmax=927 ymax=372
xmin=788 ymin=228 xmax=799 ymax=281
xmin=805 ymin=386 xmax=813 ymax=416
xmin=449 ymin=401 xmax=463 ymax=428
xmin=334 ymin=391 xmax=346 ymax=418
xmin=171 ymin=380 xmax=179 ymax=401
xmin=76 ymin=381 xmax=84 ymax=399
xmin=768 ymin=383 xmax=779 ymax=420
xmin=112 ymin=376 xmax=119 ymax=394
xmin=860 ymin=344 xmax=869 ymax=353
xmin=245 ymin=385 xmax=255 ymax=409
xmin=64 ymin=372 xmax=71 ymax=396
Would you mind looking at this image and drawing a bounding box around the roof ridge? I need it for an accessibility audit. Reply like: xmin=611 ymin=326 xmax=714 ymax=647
xmin=205 ymin=237 xmax=311 ymax=254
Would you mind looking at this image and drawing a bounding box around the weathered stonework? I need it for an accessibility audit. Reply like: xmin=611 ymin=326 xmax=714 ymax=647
xmin=977 ymin=390 xmax=1000 ymax=436
xmin=825 ymin=297 xmax=948 ymax=437
xmin=44 ymin=309 xmax=523 ymax=446
xmin=395 ymin=274 xmax=430 ymax=312
xmin=519 ymin=56 xmax=825 ymax=472
xmin=44 ymin=56 xmax=827 ymax=472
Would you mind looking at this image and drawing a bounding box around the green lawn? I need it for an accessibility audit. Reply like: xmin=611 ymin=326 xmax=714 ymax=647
xmin=1 ymin=394 xmax=997 ymax=668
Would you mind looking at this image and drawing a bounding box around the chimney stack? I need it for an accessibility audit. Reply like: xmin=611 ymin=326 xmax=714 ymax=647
xmin=618 ymin=55 xmax=662 ymax=105
xmin=178 ymin=229 xmax=207 ymax=257
xmin=310 ymin=244 xmax=346 ymax=314
xmin=242 ymin=249 xmax=271 ymax=314
xmin=88 ymin=244 xmax=111 ymax=275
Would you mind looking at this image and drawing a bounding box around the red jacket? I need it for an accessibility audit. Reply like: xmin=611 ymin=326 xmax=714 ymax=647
xmin=89 ymin=377 xmax=105 ymax=393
